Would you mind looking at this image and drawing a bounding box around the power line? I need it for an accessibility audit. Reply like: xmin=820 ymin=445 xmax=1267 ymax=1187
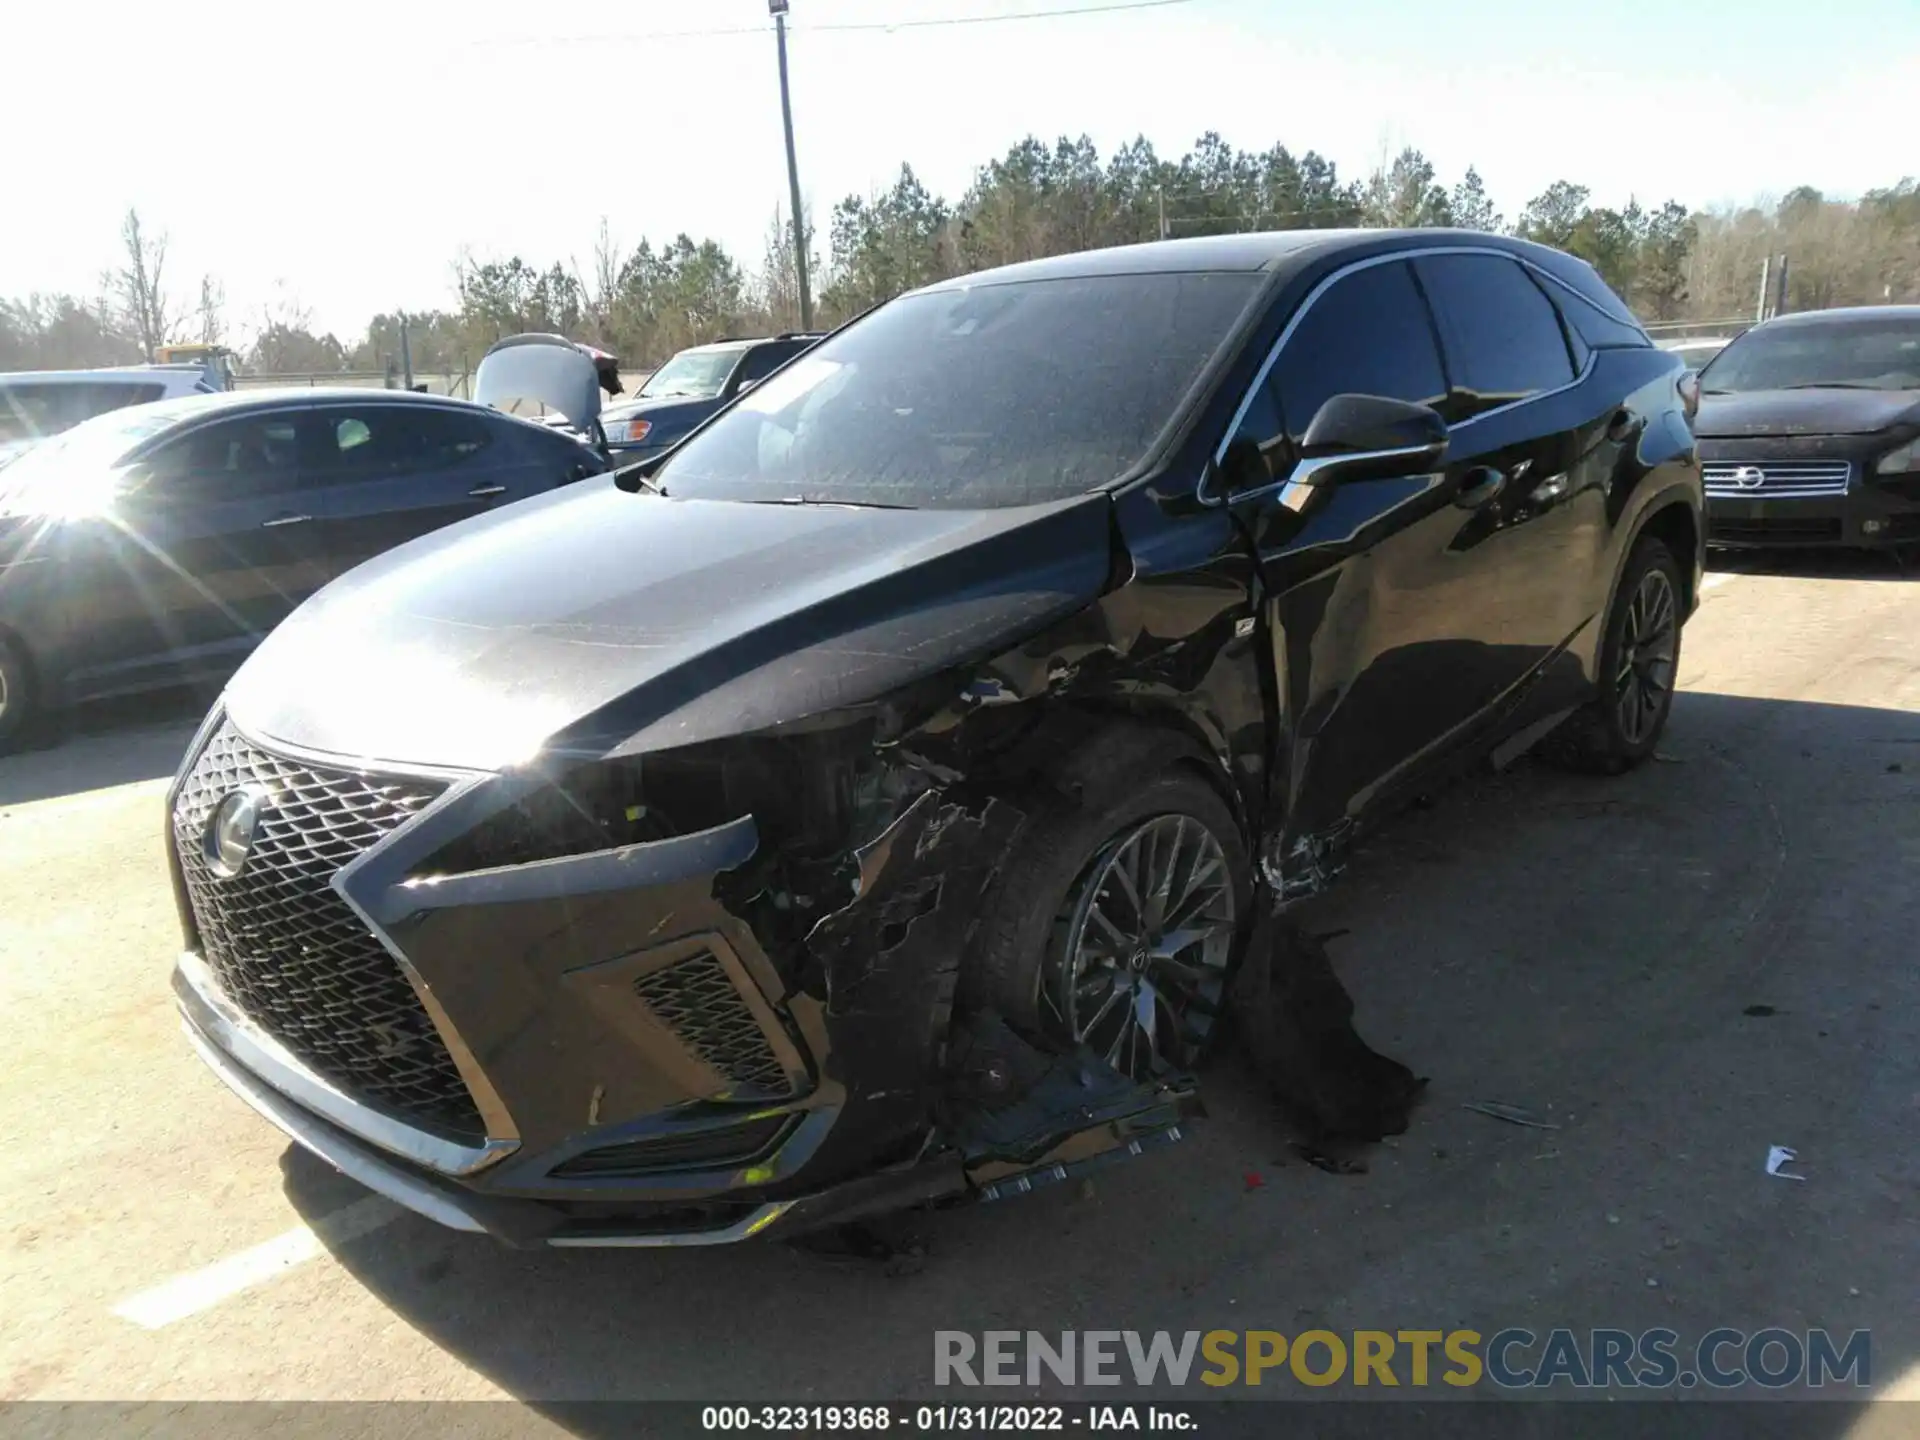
xmin=809 ymin=0 xmax=1197 ymax=32
xmin=470 ymin=0 xmax=1196 ymax=47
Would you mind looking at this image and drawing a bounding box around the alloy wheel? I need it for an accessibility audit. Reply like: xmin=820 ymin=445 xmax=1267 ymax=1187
xmin=1615 ymin=567 xmax=1678 ymax=746
xmin=1044 ymin=813 xmax=1238 ymax=1077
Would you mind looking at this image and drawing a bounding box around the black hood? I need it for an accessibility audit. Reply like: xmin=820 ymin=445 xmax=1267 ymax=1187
xmin=1694 ymin=387 xmax=1920 ymax=438
xmin=226 ymin=480 xmax=1116 ymax=772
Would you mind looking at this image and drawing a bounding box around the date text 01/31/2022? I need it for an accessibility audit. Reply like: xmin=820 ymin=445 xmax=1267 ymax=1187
xmin=701 ymin=1405 xmax=1194 ymax=1431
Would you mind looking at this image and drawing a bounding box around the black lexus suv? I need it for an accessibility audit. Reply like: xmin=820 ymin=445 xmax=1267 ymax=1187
xmin=169 ymin=230 xmax=1703 ymax=1248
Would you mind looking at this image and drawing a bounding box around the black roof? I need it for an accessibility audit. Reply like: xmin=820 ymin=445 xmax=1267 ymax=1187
xmin=917 ymin=229 xmax=1636 ymax=331
xmin=1758 ymin=305 xmax=1920 ymax=329
xmin=920 ymin=227 xmax=1574 ymax=285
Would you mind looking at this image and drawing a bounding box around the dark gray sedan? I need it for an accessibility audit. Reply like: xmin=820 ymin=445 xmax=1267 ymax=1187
xmin=0 ymin=387 xmax=608 ymax=747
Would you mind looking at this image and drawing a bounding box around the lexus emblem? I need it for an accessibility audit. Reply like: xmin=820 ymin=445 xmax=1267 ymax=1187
xmin=203 ymin=787 xmax=268 ymax=878
xmin=1730 ymin=465 xmax=1766 ymax=490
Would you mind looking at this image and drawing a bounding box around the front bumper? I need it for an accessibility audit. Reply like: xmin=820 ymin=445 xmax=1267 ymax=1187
xmin=179 ymin=949 xmax=971 ymax=1245
xmin=168 ymin=713 xmax=1198 ymax=1245
xmin=1700 ymin=442 xmax=1920 ymax=549
xmin=1705 ymin=489 xmax=1920 ymax=548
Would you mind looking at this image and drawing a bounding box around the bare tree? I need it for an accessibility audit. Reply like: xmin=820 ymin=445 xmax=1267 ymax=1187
xmin=107 ymin=208 xmax=175 ymax=359
xmin=195 ymin=275 xmax=226 ymax=346
xmin=570 ymin=217 xmax=627 ymax=348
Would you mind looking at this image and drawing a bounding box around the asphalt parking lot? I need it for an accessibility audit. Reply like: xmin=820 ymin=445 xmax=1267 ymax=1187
xmin=1 ymin=552 xmax=1916 ymax=1423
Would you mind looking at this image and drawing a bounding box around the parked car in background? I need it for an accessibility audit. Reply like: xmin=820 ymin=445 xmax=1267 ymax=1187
xmin=1660 ymin=336 xmax=1733 ymax=373
xmin=167 ymin=230 xmax=1701 ymax=1248
xmin=0 ymin=364 xmax=223 ymax=469
xmin=0 ymin=388 xmax=608 ymax=747
xmin=1694 ymin=306 xmax=1920 ymax=551
xmin=598 ymin=332 xmax=823 ymax=456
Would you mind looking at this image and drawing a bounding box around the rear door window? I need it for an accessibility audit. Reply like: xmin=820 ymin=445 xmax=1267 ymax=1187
xmin=0 ymin=385 xmax=71 ymax=445
xmin=1271 ymin=261 xmax=1449 ymax=437
xmin=1415 ymin=254 xmax=1576 ymax=419
xmin=306 ymin=405 xmax=495 ymax=483
xmin=79 ymin=382 xmax=166 ymax=418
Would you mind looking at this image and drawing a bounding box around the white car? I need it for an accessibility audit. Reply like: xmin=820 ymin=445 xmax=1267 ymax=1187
xmin=1659 ymin=337 xmax=1733 ymax=373
xmin=0 ymin=365 xmax=222 ymax=468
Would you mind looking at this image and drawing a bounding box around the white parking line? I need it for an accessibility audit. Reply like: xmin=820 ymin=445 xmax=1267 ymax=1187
xmin=1700 ymin=571 xmax=1737 ymax=592
xmin=111 ymin=1197 xmax=402 ymax=1330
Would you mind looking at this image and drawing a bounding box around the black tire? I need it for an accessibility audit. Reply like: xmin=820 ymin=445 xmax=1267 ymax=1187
xmin=963 ymin=726 xmax=1253 ymax=1074
xmin=1546 ymin=535 xmax=1683 ymax=774
xmin=0 ymin=635 xmax=36 ymax=755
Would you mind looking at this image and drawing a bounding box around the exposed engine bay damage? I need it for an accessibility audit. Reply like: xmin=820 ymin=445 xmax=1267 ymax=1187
xmin=535 ymin=598 xmax=1426 ymax=1232
xmin=295 ymin=508 xmax=1425 ymax=1243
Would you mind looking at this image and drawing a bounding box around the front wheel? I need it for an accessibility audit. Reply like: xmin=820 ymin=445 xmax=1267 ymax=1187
xmin=964 ymin=735 xmax=1253 ymax=1077
xmin=1547 ymin=535 xmax=1683 ymax=773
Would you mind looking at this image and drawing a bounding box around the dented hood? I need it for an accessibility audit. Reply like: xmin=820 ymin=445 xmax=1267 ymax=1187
xmin=226 ymin=480 xmax=1115 ymax=771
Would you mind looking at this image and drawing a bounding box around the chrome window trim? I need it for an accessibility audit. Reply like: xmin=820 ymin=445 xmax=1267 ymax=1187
xmin=1199 ymin=244 xmax=1602 ymax=509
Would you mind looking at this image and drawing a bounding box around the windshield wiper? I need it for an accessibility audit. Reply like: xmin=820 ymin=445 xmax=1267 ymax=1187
xmin=755 ymin=495 xmax=916 ymax=510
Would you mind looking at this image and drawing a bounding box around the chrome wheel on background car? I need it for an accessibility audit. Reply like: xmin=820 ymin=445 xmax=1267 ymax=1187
xmin=1042 ymin=813 xmax=1239 ymax=1076
xmin=1615 ymin=567 xmax=1678 ymax=747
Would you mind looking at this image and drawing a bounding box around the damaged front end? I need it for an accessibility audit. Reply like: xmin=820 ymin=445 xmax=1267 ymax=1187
xmin=171 ymin=593 xmax=1215 ymax=1250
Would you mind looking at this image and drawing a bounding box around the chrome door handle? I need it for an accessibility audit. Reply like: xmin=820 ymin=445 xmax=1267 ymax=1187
xmin=467 ymin=484 xmax=508 ymax=498
xmin=1454 ymin=466 xmax=1506 ymax=511
xmin=261 ymin=513 xmax=312 ymax=528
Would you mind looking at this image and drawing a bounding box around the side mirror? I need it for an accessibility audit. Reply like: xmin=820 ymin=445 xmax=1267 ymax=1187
xmin=736 ymin=378 xmax=759 ymax=395
xmin=1295 ymin=394 xmax=1448 ymax=487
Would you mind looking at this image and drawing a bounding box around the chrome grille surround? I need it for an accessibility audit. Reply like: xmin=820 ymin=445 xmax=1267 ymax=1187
xmin=1703 ymin=460 xmax=1852 ymax=498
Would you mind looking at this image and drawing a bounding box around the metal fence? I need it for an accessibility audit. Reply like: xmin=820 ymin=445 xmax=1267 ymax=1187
xmin=1643 ymin=317 xmax=1753 ymax=341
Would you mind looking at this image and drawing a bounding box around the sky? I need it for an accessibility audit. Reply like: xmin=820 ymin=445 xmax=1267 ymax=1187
xmin=6 ymin=0 xmax=1917 ymax=342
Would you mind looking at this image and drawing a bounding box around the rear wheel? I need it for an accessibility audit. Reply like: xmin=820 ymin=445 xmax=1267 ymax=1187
xmin=0 ymin=636 xmax=36 ymax=754
xmin=965 ymin=732 xmax=1252 ymax=1076
xmin=1546 ymin=536 xmax=1683 ymax=773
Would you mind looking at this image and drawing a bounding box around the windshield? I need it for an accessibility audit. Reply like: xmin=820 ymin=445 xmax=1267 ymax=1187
xmin=656 ymin=271 xmax=1262 ymax=509
xmin=637 ymin=347 xmax=746 ymax=400
xmin=1700 ymin=317 xmax=1920 ymax=393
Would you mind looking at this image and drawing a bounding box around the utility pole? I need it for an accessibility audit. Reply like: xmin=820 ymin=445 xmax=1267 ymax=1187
xmin=1773 ymin=253 xmax=1791 ymax=318
xmin=399 ymin=313 xmax=414 ymax=391
xmin=769 ymin=0 xmax=813 ymax=331
xmin=1755 ymin=255 xmax=1771 ymax=323
xmin=1157 ymin=185 xmax=1168 ymax=241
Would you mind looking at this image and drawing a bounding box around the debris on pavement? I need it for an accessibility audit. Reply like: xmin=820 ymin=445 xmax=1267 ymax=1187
xmin=1765 ymin=1145 xmax=1806 ymax=1181
xmin=1243 ymin=1170 xmax=1265 ymax=1192
xmin=1229 ymin=902 xmax=1428 ymax=1145
xmin=1464 ymin=1101 xmax=1561 ymax=1131
xmin=1290 ymin=1142 xmax=1369 ymax=1175
xmin=790 ymin=1217 xmax=932 ymax=1276
xmin=1744 ymin=1004 xmax=1779 ymax=1017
